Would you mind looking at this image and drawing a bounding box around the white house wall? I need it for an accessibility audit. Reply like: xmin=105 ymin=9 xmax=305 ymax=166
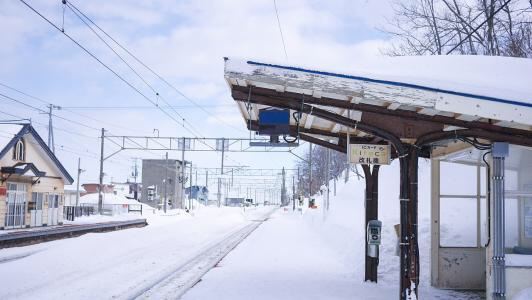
xmin=0 ymin=131 xmax=66 ymax=228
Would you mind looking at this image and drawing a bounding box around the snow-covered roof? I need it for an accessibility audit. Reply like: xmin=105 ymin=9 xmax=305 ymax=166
xmin=0 ymin=123 xmax=74 ymax=184
xmin=225 ymin=56 xmax=532 ymax=130
xmin=79 ymin=193 xmax=140 ymax=205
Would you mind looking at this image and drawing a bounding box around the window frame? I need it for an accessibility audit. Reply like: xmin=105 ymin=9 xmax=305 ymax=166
xmin=13 ymin=139 xmax=25 ymax=161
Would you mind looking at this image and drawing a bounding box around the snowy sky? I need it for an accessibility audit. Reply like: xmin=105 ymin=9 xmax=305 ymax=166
xmin=0 ymin=0 xmax=394 ymax=186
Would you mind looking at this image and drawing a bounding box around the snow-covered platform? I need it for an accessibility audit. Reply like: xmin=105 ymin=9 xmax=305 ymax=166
xmin=0 ymin=218 xmax=147 ymax=248
xmin=183 ymin=165 xmax=482 ymax=300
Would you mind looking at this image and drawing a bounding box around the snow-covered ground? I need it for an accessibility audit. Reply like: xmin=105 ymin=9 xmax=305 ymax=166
xmin=0 ymin=160 xmax=497 ymax=299
xmin=0 ymin=206 xmax=274 ymax=300
xmin=182 ymin=160 xmax=483 ymax=299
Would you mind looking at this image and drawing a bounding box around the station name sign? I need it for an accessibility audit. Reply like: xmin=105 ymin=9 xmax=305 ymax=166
xmin=349 ymin=144 xmax=391 ymax=165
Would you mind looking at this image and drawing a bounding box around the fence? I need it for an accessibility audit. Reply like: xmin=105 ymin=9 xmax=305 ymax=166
xmin=64 ymin=203 xmax=143 ymax=221
xmin=63 ymin=206 xmax=94 ymax=221
xmin=127 ymin=204 xmax=143 ymax=216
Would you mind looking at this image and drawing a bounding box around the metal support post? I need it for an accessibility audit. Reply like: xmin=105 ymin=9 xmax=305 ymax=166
xmin=98 ymin=128 xmax=105 ymax=214
xmin=75 ymin=157 xmax=82 ymax=207
xmin=181 ymin=137 xmax=185 ymax=209
xmin=221 ymin=138 xmax=225 ymax=174
xmin=292 ymin=176 xmax=295 ymax=211
xmin=308 ymin=143 xmax=312 ymax=197
xmin=164 ymin=152 xmax=168 ymax=213
xmin=45 ymin=104 xmax=61 ymax=153
xmin=132 ymin=158 xmax=139 ymax=200
xmin=281 ymin=167 xmax=286 ymax=206
xmin=492 ymin=142 xmax=508 ymax=299
xmin=217 ymin=177 xmax=221 ymax=207
xmin=326 ymin=148 xmax=330 ymax=211
xmin=189 ymin=162 xmax=193 ymax=210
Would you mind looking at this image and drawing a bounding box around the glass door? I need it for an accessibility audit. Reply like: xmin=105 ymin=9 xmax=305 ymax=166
xmin=5 ymin=183 xmax=27 ymax=229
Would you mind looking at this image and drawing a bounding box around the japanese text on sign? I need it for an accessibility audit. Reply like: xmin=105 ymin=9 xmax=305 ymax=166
xmin=349 ymin=144 xmax=391 ymax=165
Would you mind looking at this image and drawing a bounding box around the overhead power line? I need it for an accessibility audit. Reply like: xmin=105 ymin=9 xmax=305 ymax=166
xmin=17 ymin=0 xmax=202 ymax=139
xmin=18 ymin=0 xmax=247 ymax=169
xmin=273 ymin=0 xmax=288 ymax=60
xmin=64 ymin=2 xmax=204 ymax=139
xmin=64 ymin=0 xmax=246 ymax=134
xmin=0 ymin=92 xmax=99 ymax=131
xmin=0 ymin=81 xmax=139 ymax=134
xmin=60 ymin=104 xmax=234 ymax=110
xmin=0 ymin=109 xmax=95 ymax=139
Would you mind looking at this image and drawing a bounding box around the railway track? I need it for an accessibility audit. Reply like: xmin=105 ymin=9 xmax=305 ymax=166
xmin=129 ymin=212 xmax=272 ymax=300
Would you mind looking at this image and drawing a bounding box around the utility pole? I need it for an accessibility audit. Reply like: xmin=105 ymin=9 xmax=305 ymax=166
xmin=75 ymin=157 xmax=84 ymax=207
xmin=181 ymin=137 xmax=185 ymax=210
xmin=281 ymin=167 xmax=286 ymax=206
xmin=45 ymin=104 xmax=61 ymax=153
xmin=205 ymin=171 xmax=208 ymax=188
xmin=297 ymin=166 xmax=300 ymax=195
xmin=292 ymin=175 xmax=295 ymax=211
xmin=217 ymin=177 xmax=221 ymax=207
xmin=220 ymin=138 xmax=225 ymax=174
xmin=164 ymin=152 xmax=168 ymax=213
xmin=346 ymin=108 xmax=350 ymax=186
xmin=326 ymin=148 xmax=330 ymax=212
xmin=189 ymin=162 xmax=193 ymax=210
xmin=98 ymin=128 xmax=105 ymax=214
xmin=132 ymin=158 xmax=139 ymax=200
xmin=308 ymin=143 xmax=312 ymax=198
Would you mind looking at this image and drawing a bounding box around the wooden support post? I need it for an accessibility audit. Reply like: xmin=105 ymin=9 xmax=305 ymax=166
xmin=362 ymin=164 xmax=380 ymax=282
xmin=398 ymin=146 xmax=420 ymax=299
xmin=408 ymin=146 xmax=420 ymax=296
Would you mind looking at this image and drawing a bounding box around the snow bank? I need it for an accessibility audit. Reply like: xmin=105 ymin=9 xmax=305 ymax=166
xmin=183 ymin=159 xmax=481 ymax=299
xmin=75 ymin=193 xmax=154 ymax=217
xmin=514 ymin=287 xmax=532 ymax=300
xmin=299 ymin=159 xmax=480 ymax=298
xmin=78 ymin=193 xmax=140 ymax=205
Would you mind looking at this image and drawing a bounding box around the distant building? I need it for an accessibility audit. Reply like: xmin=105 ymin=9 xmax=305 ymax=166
xmin=185 ymin=185 xmax=209 ymax=204
xmin=141 ymin=159 xmax=184 ymax=209
xmin=225 ymin=197 xmax=245 ymax=207
xmin=82 ymin=183 xmax=114 ymax=194
xmin=111 ymin=181 xmax=141 ymax=200
xmin=63 ymin=187 xmax=86 ymax=206
xmin=0 ymin=123 xmax=74 ymax=229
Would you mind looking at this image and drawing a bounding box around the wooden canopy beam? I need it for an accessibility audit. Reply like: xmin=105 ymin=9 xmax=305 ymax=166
xmin=232 ymin=86 xmax=532 ymax=139
xmin=246 ymin=120 xmax=375 ymax=143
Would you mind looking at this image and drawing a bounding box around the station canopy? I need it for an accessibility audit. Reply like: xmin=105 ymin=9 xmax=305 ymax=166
xmin=224 ymin=56 xmax=532 ymax=156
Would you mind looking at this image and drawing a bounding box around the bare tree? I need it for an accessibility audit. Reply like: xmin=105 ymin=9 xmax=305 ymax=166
xmin=382 ymin=0 xmax=532 ymax=57
xmin=295 ymin=145 xmax=348 ymax=196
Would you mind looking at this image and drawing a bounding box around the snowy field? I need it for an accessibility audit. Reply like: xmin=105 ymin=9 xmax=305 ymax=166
xmin=0 ymin=206 xmax=274 ymax=300
xmin=183 ymin=160 xmax=483 ymax=300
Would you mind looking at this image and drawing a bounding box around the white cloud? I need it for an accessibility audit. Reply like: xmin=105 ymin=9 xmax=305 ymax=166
xmin=0 ymin=0 xmax=394 ymax=181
